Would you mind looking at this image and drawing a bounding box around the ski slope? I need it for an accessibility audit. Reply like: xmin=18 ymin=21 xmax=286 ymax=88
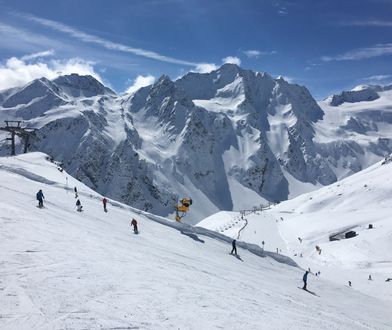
xmin=1 ymin=153 xmax=391 ymax=329
xmin=198 ymin=156 xmax=392 ymax=304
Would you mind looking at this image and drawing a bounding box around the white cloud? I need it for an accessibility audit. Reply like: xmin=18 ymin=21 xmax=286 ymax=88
xmin=125 ymin=75 xmax=156 ymax=94
xmin=243 ymin=50 xmax=261 ymax=58
xmin=361 ymin=74 xmax=392 ymax=84
xmin=0 ymin=55 xmax=102 ymax=91
xmin=191 ymin=56 xmax=241 ymax=74
xmin=20 ymin=13 xmax=200 ymax=67
xmin=21 ymin=49 xmax=55 ymax=61
xmin=365 ymin=74 xmax=392 ymax=81
xmin=347 ymin=20 xmax=392 ymax=27
xmin=0 ymin=22 xmax=65 ymax=52
xmin=242 ymin=49 xmax=277 ymax=59
xmin=194 ymin=63 xmax=218 ymax=73
xmin=278 ymin=9 xmax=288 ymax=16
xmin=222 ymin=56 xmax=241 ymax=66
xmin=321 ymin=43 xmax=392 ymax=61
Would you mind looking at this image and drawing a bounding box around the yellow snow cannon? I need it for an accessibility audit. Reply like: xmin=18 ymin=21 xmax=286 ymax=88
xmin=175 ymin=197 xmax=193 ymax=221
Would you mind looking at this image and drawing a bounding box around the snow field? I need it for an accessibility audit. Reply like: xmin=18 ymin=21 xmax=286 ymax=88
xmin=1 ymin=153 xmax=392 ymax=329
xmin=199 ymin=157 xmax=392 ymax=304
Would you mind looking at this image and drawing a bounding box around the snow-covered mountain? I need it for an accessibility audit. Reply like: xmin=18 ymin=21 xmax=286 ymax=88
xmin=198 ymin=154 xmax=392 ymax=302
xmin=1 ymin=152 xmax=391 ymax=329
xmin=1 ymin=65 xmax=392 ymax=223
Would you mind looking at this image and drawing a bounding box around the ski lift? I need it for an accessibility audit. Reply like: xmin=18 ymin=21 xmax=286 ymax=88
xmin=175 ymin=197 xmax=192 ymax=221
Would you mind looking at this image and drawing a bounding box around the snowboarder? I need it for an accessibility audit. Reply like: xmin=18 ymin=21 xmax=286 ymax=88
xmin=76 ymin=199 xmax=83 ymax=212
xmin=131 ymin=218 xmax=138 ymax=234
xmin=368 ymin=274 xmax=372 ymax=281
xmin=315 ymin=245 xmax=322 ymax=255
xmin=298 ymin=237 xmax=302 ymax=243
xmin=303 ymin=269 xmax=310 ymax=290
xmin=74 ymin=187 xmax=78 ymax=198
xmin=348 ymin=281 xmax=352 ymax=287
xmin=230 ymin=239 xmax=237 ymax=256
xmin=36 ymin=189 xmax=44 ymax=208
xmin=102 ymin=197 xmax=108 ymax=212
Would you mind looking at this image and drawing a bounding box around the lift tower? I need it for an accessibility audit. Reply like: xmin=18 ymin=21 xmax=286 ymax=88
xmin=0 ymin=120 xmax=38 ymax=156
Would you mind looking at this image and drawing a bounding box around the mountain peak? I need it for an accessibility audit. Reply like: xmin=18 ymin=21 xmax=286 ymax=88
xmin=53 ymin=74 xmax=115 ymax=97
xmin=157 ymin=74 xmax=172 ymax=83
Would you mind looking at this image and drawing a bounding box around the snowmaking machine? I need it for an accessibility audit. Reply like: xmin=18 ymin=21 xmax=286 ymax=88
xmin=175 ymin=197 xmax=192 ymax=222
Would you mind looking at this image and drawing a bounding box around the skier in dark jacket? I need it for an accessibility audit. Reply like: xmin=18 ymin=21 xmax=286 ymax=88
xmin=230 ymin=239 xmax=237 ymax=256
xmin=131 ymin=218 xmax=138 ymax=233
xmin=102 ymin=197 xmax=108 ymax=212
xmin=76 ymin=199 xmax=83 ymax=212
xmin=36 ymin=190 xmax=44 ymax=208
xmin=303 ymin=270 xmax=310 ymax=290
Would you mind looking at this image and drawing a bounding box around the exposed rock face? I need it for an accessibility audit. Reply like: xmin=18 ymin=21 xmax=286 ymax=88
xmin=1 ymin=66 xmax=391 ymax=223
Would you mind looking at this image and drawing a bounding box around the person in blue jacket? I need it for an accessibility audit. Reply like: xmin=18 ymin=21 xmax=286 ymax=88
xmin=36 ymin=189 xmax=44 ymax=208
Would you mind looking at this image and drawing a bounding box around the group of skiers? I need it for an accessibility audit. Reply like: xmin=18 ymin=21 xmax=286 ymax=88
xmin=35 ymin=188 xmax=139 ymax=234
xmin=36 ymin=188 xmax=391 ymax=292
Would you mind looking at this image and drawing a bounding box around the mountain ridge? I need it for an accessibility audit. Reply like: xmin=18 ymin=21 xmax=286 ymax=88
xmin=1 ymin=64 xmax=391 ymax=223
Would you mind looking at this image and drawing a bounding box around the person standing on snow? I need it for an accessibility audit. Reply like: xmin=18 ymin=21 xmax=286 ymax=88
xmin=74 ymin=187 xmax=78 ymax=198
xmin=102 ymin=197 xmax=108 ymax=212
xmin=36 ymin=189 xmax=44 ymax=208
xmin=230 ymin=239 xmax=237 ymax=256
xmin=76 ymin=199 xmax=83 ymax=212
xmin=131 ymin=218 xmax=138 ymax=234
xmin=303 ymin=269 xmax=311 ymax=290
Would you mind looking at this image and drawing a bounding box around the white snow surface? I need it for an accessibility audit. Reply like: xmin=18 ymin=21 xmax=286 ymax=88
xmin=198 ymin=156 xmax=392 ymax=304
xmin=1 ymin=152 xmax=392 ymax=329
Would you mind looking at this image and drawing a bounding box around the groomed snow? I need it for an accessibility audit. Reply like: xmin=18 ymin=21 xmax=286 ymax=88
xmin=198 ymin=156 xmax=392 ymax=304
xmin=1 ymin=153 xmax=391 ymax=329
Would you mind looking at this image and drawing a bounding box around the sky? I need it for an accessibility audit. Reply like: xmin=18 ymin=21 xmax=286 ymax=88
xmin=0 ymin=0 xmax=392 ymax=99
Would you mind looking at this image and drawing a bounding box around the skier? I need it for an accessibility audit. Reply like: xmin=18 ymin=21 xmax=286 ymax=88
xmin=348 ymin=281 xmax=352 ymax=287
xmin=368 ymin=274 xmax=372 ymax=281
xmin=76 ymin=199 xmax=83 ymax=212
xmin=131 ymin=218 xmax=138 ymax=234
xmin=303 ymin=269 xmax=310 ymax=290
xmin=36 ymin=189 xmax=44 ymax=208
xmin=74 ymin=187 xmax=78 ymax=198
xmin=230 ymin=239 xmax=237 ymax=256
xmin=102 ymin=197 xmax=108 ymax=212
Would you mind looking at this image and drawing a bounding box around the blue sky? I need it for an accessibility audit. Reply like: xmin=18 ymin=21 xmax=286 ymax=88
xmin=0 ymin=0 xmax=392 ymax=99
